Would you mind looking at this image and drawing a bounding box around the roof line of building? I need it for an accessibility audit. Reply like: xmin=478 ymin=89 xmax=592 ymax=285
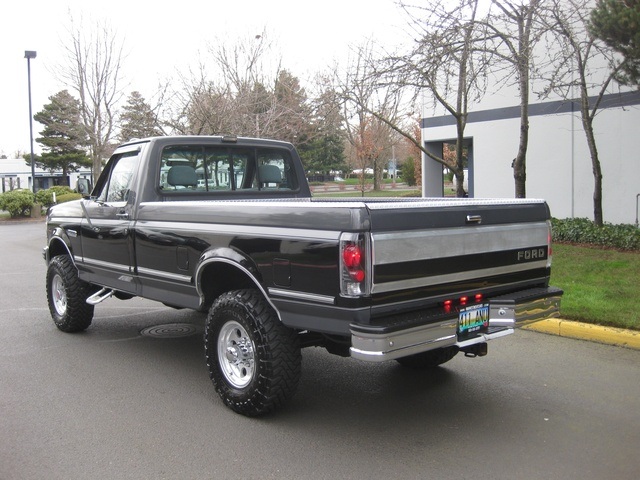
xmin=421 ymin=90 xmax=640 ymax=128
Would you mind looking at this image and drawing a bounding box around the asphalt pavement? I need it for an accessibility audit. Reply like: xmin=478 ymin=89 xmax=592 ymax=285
xmin=2 ymin=219 xmax=640 ymax=480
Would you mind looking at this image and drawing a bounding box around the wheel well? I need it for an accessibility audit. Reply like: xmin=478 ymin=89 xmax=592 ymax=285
xmin=199 ymin=261 xmax=262 ymax=310
xmin=48 ymin=237 xmax=72 ymax=261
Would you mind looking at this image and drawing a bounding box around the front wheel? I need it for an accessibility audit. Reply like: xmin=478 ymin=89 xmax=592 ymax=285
xmin=204 ymin=289 xmax=301 ymax=416
xmin=46 ymin=255 xmax=94 ymax=332
xmin=396 ymin=346 xmax=459 ymax=369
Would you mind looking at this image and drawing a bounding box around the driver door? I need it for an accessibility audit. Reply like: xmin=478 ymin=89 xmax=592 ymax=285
xmin=78 ymin=148 xmax=140 ymax=295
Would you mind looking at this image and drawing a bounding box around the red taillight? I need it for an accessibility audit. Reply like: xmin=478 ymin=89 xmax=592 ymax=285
xmin=342 ymin=244 xmax=362 ymax=268
xmin=351 ymin=269 xmax=365 ymax=282
xmin=443 ymin=299 xmax=452 ymax=313
xmin=339 ymin=234 xmax=369 ymax=296
xmin=343 ymin=243 xmax=365 ymax=281
xmin=442 ymin=293 xmax=484 ymax=311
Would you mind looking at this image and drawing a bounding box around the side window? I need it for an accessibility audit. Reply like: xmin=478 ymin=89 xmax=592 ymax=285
xmin=95 ymin=151 xmax=140 ymax=203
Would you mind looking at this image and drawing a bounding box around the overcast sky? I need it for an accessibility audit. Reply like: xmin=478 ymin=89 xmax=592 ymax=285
xmin=1 ymin=0 xmax=410 ymax=157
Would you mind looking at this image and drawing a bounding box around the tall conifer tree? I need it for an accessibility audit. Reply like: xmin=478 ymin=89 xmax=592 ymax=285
xmin=32 ymin=90 xmax=91 ymax=186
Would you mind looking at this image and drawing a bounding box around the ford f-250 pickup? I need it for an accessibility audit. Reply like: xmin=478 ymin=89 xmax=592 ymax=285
xmin=43 ymin=135 xmax=562 ymax=416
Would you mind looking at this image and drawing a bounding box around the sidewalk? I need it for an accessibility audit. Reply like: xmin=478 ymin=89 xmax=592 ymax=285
xmin=524 ymin=318 xmax=640 ymax=350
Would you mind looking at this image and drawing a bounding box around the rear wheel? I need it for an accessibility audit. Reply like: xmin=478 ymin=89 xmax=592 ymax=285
xmin=396 ymin=346 xmax=459 ymax=369
xmin=205 ymin=289 xmax=301 ymax=416
xmin=46 ymin=255 xmax=94 ymax=332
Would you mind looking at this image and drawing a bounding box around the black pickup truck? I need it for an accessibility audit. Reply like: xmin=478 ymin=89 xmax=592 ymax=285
xmin=43 ymin=135 xmax=562 ymax=416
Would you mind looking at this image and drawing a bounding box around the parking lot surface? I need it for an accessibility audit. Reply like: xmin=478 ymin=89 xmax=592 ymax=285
xmin=2 ymin=221 xmax=639 ymax=479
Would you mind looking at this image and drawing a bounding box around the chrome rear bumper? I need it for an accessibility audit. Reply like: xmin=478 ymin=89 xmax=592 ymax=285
xmin=350 ymin=287 xmax=563 ymax=362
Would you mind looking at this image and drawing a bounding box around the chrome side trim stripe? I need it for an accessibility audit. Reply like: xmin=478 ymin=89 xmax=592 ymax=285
xmin=82 ymin=257 xmax=131 ymax=273
xmin=137 ymin=267 xmax=192 ymax=283
xmin=372 ymin=222 xmax=549 ymax=265
xmin=371 ymin=260 xmax=549 ymax=293
xmin=268 ymin=288 xmax=335 ymax=305
xmin=135 ymin=217 xmax=341 ymax=242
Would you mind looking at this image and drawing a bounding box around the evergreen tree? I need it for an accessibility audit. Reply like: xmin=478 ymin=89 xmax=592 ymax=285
xmin=301 ymin=88 xmax=346 ymax=175
xmin=401 ymin=157 xmax=417 ymax=187
xmin=272 ymin=70 xmax=312 ymax=145
xmin=590 ymin=0 xmax=640 ymax=86
xmin=118 ymin=91 xmax=163 ymax=143
xmin=32 ymin=90 xmax=91 ymax=186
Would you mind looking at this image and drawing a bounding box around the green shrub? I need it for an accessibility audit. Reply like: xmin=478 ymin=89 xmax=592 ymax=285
xmin=0 ymin=189 xmax=36 ymax=217
xmin=56 ymin=193 xmax=82 ymax=203
xmin=35 ymin=189 xmax=55 ymax=208
xmin=551 ymin=217 xmax=640 ymax=251
xmin=35 ymin=186 xmax=76 ymax=208
xmin=50 ymin=185 xmax=74 ymax=195
xmin=36 ymin=185 xmax=75 ymax=208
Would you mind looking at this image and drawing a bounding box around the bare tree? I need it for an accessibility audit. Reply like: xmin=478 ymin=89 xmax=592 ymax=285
xmin=541 ymin=0 xmax=628 ymax=225
xmin=338 ymin=0 xmax=490 ymax=198
xmin=337 ymin=42 xmax=399 ymax=193
xmin=399 ymin=0 xmax=492 ymax=197
xmin=482 ymin=0 xmax=545 ymax=198
xmin=163 ymin=31 xmax=313 ymax=147
xmin=58 ymin=16 xmax=126 ymax=182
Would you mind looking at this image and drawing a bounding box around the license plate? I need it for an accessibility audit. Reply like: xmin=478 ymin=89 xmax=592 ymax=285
xmin=458 ymin=304 xmax=489 ymax=336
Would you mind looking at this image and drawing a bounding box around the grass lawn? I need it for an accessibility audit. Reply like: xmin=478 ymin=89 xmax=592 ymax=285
xmin=551 ymin=244 xmax=640 ymax=331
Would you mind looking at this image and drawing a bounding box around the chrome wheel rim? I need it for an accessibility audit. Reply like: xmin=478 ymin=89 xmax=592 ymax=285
xmin=51 ymin=273 xmax=67 ymax=316
xmin=218 ymin=320 xmax=255 ymax=389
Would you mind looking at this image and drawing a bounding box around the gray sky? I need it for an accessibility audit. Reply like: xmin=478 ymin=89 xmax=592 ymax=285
xmin=1 ymin=0 xmax=408 ymax=157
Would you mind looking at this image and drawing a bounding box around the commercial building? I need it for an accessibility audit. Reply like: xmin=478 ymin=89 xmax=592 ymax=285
xmin=420 ymin=76 xmax=640 ymax=226
xmin=0 ymin=158 xmax=91 ymax=193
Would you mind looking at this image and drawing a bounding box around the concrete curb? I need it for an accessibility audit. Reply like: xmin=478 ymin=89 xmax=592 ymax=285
xmin=524 ymin=318 xmax=640 ymax=350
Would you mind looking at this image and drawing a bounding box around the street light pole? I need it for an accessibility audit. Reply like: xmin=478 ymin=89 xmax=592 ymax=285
xmin=24 ymin=50 xmax=37 ymax=193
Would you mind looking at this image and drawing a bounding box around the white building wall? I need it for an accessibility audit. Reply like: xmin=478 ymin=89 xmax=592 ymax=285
xmin=0 ymin=158 xmax=91 ymax=193
xmin=420 ymin=0 xmax=640 ymax=225
xmin=422 ymin=102 xmax=640 ymax=224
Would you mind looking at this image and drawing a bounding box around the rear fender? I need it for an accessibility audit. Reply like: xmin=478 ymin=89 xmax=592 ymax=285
xmin=194 ymin=247 xmax=280 ymax=319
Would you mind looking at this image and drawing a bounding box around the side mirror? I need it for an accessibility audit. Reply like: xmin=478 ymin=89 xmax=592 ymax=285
xmin=77 ymin=178 xmax=92 ymax=197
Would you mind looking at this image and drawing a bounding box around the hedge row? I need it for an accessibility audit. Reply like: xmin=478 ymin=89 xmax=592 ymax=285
xmin=551 ymin=217 xmax=640 ymax=251
xmin=35 ymin=186 xmax=76 ymax=208
xmin=0 ymin=187 xmax=82 ymax=218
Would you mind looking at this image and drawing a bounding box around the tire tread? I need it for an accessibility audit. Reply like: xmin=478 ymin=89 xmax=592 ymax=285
xmin=46 ymin=255 xmax=94 ymax=332
xmin=205 ymin=289 xmax=301 ymax=416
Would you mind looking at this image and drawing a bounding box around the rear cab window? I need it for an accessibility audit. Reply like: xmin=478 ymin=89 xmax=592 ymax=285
xmin=158 ymin=145 xmax=299 ymax=195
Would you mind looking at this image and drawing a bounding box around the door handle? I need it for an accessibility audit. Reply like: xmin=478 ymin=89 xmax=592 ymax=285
xmin=116 ymin=211 xmax=129 ymax=219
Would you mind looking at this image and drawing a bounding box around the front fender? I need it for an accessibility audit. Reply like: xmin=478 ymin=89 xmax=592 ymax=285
xmin=44 ymin=228 xmax=75 ymax=266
